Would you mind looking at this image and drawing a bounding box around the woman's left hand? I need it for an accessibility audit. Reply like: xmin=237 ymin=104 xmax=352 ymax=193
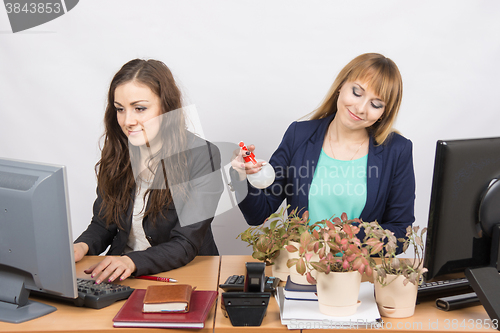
xmin=84 ymin=256 xmax=136 ymax=284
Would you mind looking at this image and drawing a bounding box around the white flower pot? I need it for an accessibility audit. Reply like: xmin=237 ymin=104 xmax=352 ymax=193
xmin=271 ymin=249 xmax=289 ymax=281
xmin=316 ymin=271 xmax=362 ymax=316
xmin=287 ymin=241 xmax=317 ymax=285
xmin=374 ymin=273 xmax=418 ymax=318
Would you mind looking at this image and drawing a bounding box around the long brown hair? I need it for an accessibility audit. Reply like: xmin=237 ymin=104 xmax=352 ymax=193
xmin=96 ymin=59 xmax=188 ymax=228
xmin=309 ymin=53 xmax=403 ymax=145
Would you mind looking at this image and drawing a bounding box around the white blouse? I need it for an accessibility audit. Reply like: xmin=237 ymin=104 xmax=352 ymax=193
xmin=123 ymin=178 xmax=152 ymax=253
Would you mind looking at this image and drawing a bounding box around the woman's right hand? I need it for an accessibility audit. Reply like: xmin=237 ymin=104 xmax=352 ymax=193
xmin=73 ymin=242 xmax=89 ymax=262
xmin=231 ymin=144 xmax=266 ymax=181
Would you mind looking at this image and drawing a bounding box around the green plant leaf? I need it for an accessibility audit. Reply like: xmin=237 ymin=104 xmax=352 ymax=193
xmin=269 ymin=220 xmax=278 ymax=230
xmin=300 ymin=231 xmax=312 ymax=248
xmin=252 ymin=251 xmax=267 ymax=261
xmin=287 ymin=258 xmax=299 ymax=268
xmin=310 ymin=261 xmax=328 ymax=272
xmin=296 ymin=258 xmax=306 ymax=275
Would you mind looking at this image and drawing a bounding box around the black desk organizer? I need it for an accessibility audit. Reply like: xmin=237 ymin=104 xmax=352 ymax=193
xmin=221 ymin=262 xmax=271 ymax=326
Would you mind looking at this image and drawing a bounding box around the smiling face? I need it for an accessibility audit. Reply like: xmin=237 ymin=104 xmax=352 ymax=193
xmin=114 ymin=81 xmax=163 ymax=149
xmin=336 ymin=81 xmax=386 ymax=132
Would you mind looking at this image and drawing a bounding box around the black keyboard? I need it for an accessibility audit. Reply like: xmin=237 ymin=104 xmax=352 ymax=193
xmin=219 ymin=274 xmax=280 ymax=293
xmin=418 ymin=277 xmax=472 ymax=298
xmin=32 ymin=278 xmax=134 ymax=309
xmin=74 ymin=278 xmax=134 ymax=308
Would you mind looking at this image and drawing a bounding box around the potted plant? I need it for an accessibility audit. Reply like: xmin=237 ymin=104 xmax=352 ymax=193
xmin=286 ymin=213 xmax=374 ymax=316
xmin=237 ymin=205 xmax=309 ymax=280
xmin=362 ymin=222 xmax=428 ymax=318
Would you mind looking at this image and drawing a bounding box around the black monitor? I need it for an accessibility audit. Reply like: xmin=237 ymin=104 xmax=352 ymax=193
xmin=424 ymin=137 xmax=500 ymax=282
xmin=0 ymin=158 xmax=77 ymax=323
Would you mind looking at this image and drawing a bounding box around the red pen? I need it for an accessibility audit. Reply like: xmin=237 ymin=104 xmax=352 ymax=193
xmin=135 ymin=275 xmax=177 ymax=283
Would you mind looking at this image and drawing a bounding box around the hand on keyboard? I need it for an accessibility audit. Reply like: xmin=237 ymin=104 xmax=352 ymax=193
xmin=84 ymin=256 xmax=136 ymax=284
xmin=76 ymin=278 xmax=134 ymax=309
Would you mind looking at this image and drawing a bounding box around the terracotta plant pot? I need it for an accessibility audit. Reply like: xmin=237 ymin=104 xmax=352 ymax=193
xmin=374 ymin=273 xmax=418 ymax=318
xmin=271 ymin=249 xmax=289 ymax=281
xmin=316 ymin=271 xmax=362 ymax=316
xmin=287 ymin=241 xmax=317 ymax=285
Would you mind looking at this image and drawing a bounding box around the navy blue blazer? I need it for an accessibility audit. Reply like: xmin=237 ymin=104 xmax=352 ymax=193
xmin=233 ymin=114 xmax=415 ymax=247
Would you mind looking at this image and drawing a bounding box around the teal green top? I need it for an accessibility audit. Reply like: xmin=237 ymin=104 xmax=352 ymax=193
xmin=308 ymin=149 xmax=368 ymax=225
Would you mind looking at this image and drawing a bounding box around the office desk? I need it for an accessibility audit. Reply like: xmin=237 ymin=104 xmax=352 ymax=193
xmin=0 ymin=256 xmax=220 ymax=333
xmin=1 ymin=255 xmax=496 ymax=332
xmin=216 ymin=256 xmax=496 ymax=333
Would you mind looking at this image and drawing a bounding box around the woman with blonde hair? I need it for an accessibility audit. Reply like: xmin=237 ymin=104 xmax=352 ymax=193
xmin=231 ymin=53 xmax=414 ymax=251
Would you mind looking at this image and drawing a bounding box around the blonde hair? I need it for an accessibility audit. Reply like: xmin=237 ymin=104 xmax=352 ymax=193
xmin=309 ymin=53 xmax=403 ymax=145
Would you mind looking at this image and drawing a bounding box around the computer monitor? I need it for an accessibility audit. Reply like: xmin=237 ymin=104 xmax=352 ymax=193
xmin=0 ymin=158 xmax=77 ymax=323
xmin=423 ymin=137 xmax=500 ymax=282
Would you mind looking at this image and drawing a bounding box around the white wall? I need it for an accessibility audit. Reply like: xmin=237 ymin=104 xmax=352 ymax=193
xmin=1 ymin=0 xmax=499 ymax=255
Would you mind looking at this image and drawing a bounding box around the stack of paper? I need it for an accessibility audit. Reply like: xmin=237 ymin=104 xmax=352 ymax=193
xmin=276 ymin=282 xmax=381 ymax=330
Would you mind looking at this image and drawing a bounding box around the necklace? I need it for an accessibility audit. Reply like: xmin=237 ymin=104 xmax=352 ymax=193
xmin=327 ymin=132 xmax=367 ymax=161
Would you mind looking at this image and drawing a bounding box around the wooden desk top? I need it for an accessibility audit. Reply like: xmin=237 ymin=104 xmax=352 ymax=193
xmin=0 ymin=255 xmax=220 ymax=333
xmin=1 ymin=255 xmax=496 ymax=332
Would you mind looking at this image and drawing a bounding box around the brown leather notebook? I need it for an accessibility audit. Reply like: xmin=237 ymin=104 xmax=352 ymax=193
xmin=142 ymin=284 xmax=194 ymax=313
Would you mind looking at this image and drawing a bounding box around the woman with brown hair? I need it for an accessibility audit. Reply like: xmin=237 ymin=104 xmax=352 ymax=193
xmin=74 ymin=59 xmax=223 ymax=284
xmin=231 ymin=53 xmax=414 ymax=251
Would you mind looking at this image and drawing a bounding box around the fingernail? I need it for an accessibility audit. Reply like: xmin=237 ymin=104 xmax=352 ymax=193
xmin=261 ymin=162 xmax=267 ymax=166
xmin=108 ymin=279 xmax=112 ymax=283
